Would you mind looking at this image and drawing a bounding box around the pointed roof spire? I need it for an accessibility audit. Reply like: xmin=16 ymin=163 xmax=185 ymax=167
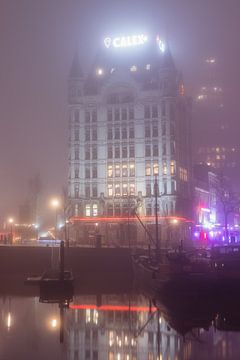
xmin=161 ymin=42 xmax=175 ymax=70
xmin=69 ymin=52 xmax=83 ymax=78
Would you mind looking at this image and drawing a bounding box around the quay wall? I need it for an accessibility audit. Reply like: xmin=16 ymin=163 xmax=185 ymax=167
xmin=0 ymin=246 xmax=132 ymax=275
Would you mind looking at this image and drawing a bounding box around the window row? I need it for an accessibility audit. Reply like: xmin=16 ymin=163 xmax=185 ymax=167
xmin=145 ymin=142 xmax=176 ymax=157
xmin=85 ymin=204 xmax=98 ymax=217
xmin=103 ymin=203 xmax=135 ymax=217
xmin=107 ymin=183 xmax=135 ymax=197
xmin=145 ymin=200 xmax=175 ymax=215
xmin=145 ymin=121 xmax=175 ymax=138
xmin=107 ymin=163 xmax=135 ymax=178
xmin=85 ymin=165 xmax=98 ymax=179
xmin=107 ymin=107 xmax=134 ymax=122
xmin=179 ymin=167 xmax=188 ymax=181
xmin=107 ymin=126 xmax=134 ymax=140
xmin=108 ymin=145 xmax=135 ymax=159
xmin=73 ymin=147 xmax=98 ymax=160
xmin=145 ymin=161 xmax=176 ymax=176
xmin=72 ymin=122 xmax=175 ymax=142
xmin=74 ymin=184 xmax=98 ymax=198
xmin=145 ymin=180 xmax=176 ymax=197
xmin=85 ymin=126 xmax=98 ymax=141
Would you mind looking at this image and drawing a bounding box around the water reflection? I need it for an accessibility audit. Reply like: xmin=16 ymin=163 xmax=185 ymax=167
xmin=1 ymin=288 xmax=240 ymax=359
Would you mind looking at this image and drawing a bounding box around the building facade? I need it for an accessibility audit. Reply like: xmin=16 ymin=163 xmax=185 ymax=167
xmin=67 ymin=35 xmax=192 ymax=247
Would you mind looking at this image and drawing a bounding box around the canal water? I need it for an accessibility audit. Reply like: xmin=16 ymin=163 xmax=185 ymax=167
xmin=1 ymin=283 xmax=240 ymax=360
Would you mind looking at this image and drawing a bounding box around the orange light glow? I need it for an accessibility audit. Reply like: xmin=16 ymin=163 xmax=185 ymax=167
xmin=69 ymin=304 xmax=157 ymax=312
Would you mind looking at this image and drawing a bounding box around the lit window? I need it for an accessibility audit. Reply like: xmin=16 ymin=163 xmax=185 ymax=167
xmin=109 ymin=331 xmax=114 ymax=347
xmin=122 ymin=183 xmax=128 ymax=196
xmin=93 ymin=204 xmax=98 ymax=216
xmin=85 ymin=205 xmax=91 ymax=217
xmin=129 ymin=163 xmax=135 ymax=177
xmin=122 ymin=164 xmax=128 ymax=177
xmin=163 ymin=162 xmax=167 ymax=175
xmin=115 ymin=164 xmax=120 ymax=177
xmin=86 ymin=309 xmax=91 ymax=323
xmin=170 ymin=161 xmax=175 ymax=175
xmin=129 ymin=183 xmax=135 ymax=196
xmin=130 ymin=65 xmax=137 ymax=72
xmin=153 ymin=163 xmax=159 ymax=175
xmin=108 ymin=165 xmax=113 ymax=177
xmin=146 ymin=64 xmax=151 ymax=70
xmin=108 ymin=184 xmax=113 ymax=197
xmin=115 ymin=183 xmax=120 ymax=197
xmin=145 ymin=163 xmax=151 ymax=176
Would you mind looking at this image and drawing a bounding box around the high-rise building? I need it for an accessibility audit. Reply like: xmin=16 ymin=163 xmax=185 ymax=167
xmin=67 ymin=34 xmax=192 ymax=246
xmin=193 ymin=57 xmax=240 ymax=190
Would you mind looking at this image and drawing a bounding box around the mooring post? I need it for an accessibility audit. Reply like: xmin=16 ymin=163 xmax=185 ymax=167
xmin=60 ymin=240 xmax=64 ymax=281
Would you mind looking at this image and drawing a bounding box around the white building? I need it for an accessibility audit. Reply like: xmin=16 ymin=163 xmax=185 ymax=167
xmin=67 ymin=34 xmax=192 ymax=247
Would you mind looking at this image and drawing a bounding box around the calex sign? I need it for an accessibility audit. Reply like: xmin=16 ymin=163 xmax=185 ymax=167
xmin=104 ymin=34 xmax=148 ymax=49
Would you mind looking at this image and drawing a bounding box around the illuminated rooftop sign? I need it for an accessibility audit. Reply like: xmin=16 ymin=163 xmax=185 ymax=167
xmin=104 ymin=34 xmax=148 ymax=49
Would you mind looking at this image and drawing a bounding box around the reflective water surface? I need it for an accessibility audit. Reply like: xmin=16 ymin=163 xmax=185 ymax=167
xmin=1 ymin=283 xmax=240 ymax=360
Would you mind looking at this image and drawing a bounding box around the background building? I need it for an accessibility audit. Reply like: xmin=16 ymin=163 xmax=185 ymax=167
xmin=67 ymin=35 xmax=192 ymax=247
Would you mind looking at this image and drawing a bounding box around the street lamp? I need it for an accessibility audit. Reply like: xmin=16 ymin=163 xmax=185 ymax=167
xmin=8 ymin=218 xmax=14 ymax=244
xmin=50 ymin=198 xmax=60 ymax=239
xmin=50 ymin=198 xmax=60 ymax=269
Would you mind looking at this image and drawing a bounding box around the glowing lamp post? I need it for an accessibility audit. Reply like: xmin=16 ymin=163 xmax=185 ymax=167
xmin=50 ymin=198 xmax=60 ymax=240
xmin=50 ymin=198 xmax=60 ymax=269
xmin=8 ymin=218 xmax=14 ymax=244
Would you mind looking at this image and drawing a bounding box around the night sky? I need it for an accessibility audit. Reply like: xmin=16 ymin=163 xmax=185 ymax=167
xmin=0 ymin=0 xmax=239 ymax=221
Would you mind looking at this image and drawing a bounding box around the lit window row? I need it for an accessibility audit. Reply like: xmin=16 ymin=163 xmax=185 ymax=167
xmin=145 ymin=161 xmax=176 ymax=176
xmin=85 ymin=204 xmax=98 ymax=217
xmin=107 ymin=183 xmax=135 ymax=197
xmin=85 ymin=309 xmax=98 ymax=324
xmin=108 ymin=164 xmax=135 ymax=178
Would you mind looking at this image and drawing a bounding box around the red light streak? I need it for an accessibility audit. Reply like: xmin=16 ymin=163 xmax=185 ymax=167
xmin=70 ymin=215 xmax=193 ymax=224
xmin=69 ymin=304 xmax=157 ymax=312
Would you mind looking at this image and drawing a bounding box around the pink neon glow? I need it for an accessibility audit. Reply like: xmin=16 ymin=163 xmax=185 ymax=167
xmin=69 ymin=304 xmax=157 ymax=312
